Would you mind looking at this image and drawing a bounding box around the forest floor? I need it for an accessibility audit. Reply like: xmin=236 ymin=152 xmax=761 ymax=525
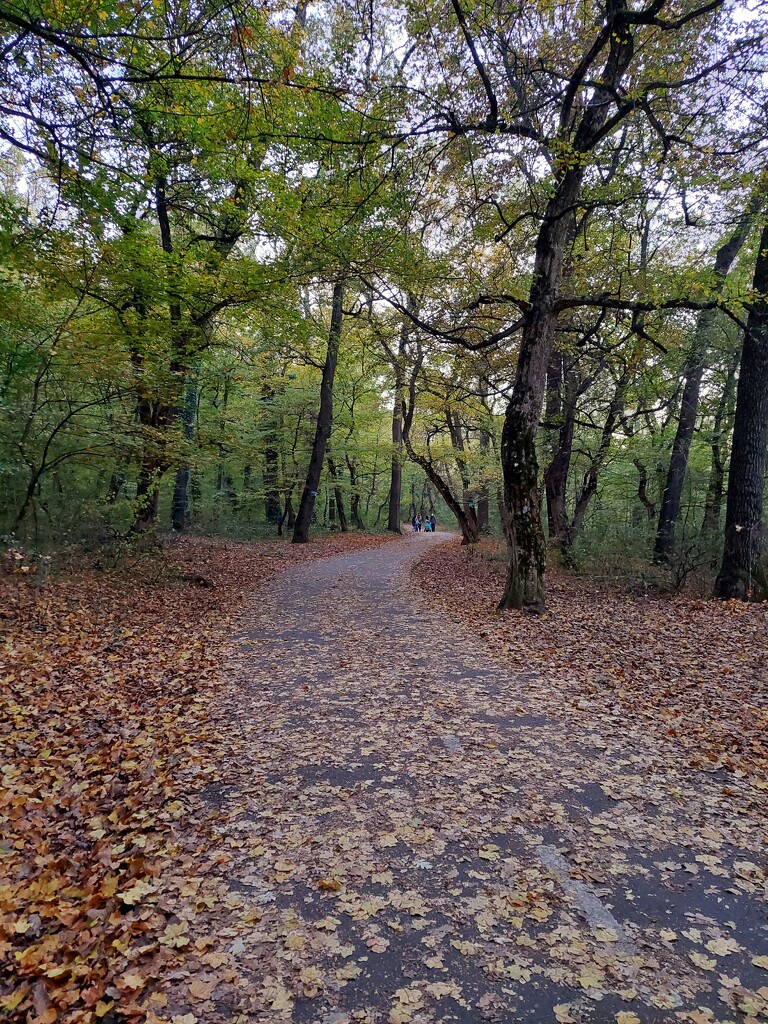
xmin=2 ymin=532 xmax=767 ymax=1024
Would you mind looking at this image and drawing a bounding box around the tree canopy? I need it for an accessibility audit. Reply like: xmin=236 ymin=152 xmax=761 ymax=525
xmin=1 ymin=0 xmax=768 ymax=604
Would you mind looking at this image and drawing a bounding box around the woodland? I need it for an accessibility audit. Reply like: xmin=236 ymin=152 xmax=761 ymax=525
xmin=2 ymin=1 xmax=768 ymax=1022
xmin=1 ymin=0 xmax=768 ymax=607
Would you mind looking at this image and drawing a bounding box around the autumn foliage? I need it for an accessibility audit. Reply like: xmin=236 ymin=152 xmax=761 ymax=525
xmin=413 ymin=540 xmax=768 ymax=780
xmin=0 ymin=534 xmax=395 ymax=1022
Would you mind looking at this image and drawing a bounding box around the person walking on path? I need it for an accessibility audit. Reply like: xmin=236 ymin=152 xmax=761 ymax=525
xmin=429 ymin=513 xmax=436 ymax=533
xmin=411 ymin=514 xmax=418 ymax=533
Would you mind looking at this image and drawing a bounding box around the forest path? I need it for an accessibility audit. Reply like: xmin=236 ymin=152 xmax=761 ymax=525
xmin=193 ymin=534 xmax=767 ymax=1024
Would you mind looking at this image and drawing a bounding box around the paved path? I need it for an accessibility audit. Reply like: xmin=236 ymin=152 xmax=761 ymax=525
xmin=194 ymin=535 xmax=767 ymax=1024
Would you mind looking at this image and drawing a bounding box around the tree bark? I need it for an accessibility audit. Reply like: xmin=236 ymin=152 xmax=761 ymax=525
xmin=545 ymin=363 xmax=579 ymax=544
xmin=387 ymin=316 xmax=411 ymax=533
xmin=448 ymin=409 xmax=475 ymax=519
xmin=702 ymin=348 xmax=739 ymax=537
xmin=171 ymin=369 xmax=199 ymax=531
xmin=327 ymin=453 xmax=348 ymax=532
xmin=262 ymin=379 xmax=282 ymax=523
xmin=132 ymin=396 xmax=174 ymax=532
xmin=564 ymin=365 xmax=630 ymax=551
xmin=346 ymin=454 xmax=366 ymax=529
xmin=293 ymin=281 xmax=344 ymax=544
xmin=400 ymin=346 xmax=478 ymax=544
xmin=633 ymin=458 xmax=657 ymax=520
xmin=655 ymin=199 xmax=759 ymax=562
xmin=715 ymin=221 xmax=768 ymax=601
xmin=387 ymin=365 xmax=405 ymax=533
xmin=498 ymin=9 xmax=637 ymax=609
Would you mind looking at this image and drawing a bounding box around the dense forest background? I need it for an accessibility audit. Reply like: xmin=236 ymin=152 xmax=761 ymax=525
xmin=1 ymin=0 xmax=767 ymax=607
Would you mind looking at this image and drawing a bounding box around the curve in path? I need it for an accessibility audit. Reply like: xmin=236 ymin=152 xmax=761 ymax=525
xmin=190 ymin=535 xmax=767 ymax=1024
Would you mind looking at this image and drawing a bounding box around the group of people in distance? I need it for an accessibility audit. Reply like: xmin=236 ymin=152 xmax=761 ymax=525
xmin=412 ymin=512 xmax=437 ymax=533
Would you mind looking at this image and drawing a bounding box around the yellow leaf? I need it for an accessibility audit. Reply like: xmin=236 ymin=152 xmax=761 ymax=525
xmin=616 ymin=1013 xmax=641 ymax=1024
xmin=554 ymin=1006 xmax=576 ymax=1024
xmin=689 ymin=952 xmax=717 ymax=971
xmin=269 ymin=988 xmax=293 ymax=1011
xmin=188 ymin=979 xmax=216 ymax=1000
xmin=579 ymin=966 xmax=604 ymax=989
xmin=752 ymin=955 xmax=768 ymax=969
xmin=118 ymin=972 xmax=146 ymax=991
xmin=706 ymin=937 xmax=739 ymax=956
xmin=2 ymin=990 xmax=29 ymax=1013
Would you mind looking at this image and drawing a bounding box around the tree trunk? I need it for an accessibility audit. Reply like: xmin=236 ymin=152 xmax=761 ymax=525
xmin=564 ymin=366 xmax=630 ymax=551
xmin=415 ymin=452 xmax=479 ymax=544
xmin=498 ymin=15 xmax=637 ymax=609
xmin=132 ymin=397 xmax=173 ymax=532
xmin=655 ymin=200 xmax=759 ymax=562
xmin=715 ymin=221 xmax=768 ymax=601
xmin=403 ymin=424 xmax=478 ymax=544
xmin=278 ymin=492 xmax=296 ymax=537
xmin=387 ymin=378 xmax=404 ymax=534
xmin=263 ymin=443 xmax=281 ymax=523
xmin=448 ymin=409 xmax=475 ymax=519
xmin=702 ymin=349 xmax=740 ymax=537
xmin=545 ymin=364 xmax=578 ymax=544
xmin=346 ymin=454 xmax=366 ymax=529
xmin=633 ymin=459 xmax=656 ymax=520
xmin=262 ymin=378 xmax=282 ymax=523
xmin=171 ymin=370 xmax=199 ymax=531
xmin=387 ymin=316 xmax=411 ymax=533
xmin=293 ymin=281 xmax=344 ymax=544
xmin=327 ymin=454 xmax=348 ymax=532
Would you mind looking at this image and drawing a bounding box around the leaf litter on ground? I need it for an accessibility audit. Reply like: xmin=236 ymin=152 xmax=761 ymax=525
xmin=0 ymin=532 xmax=398 ymax=1022
xmin=412 ymin=540 xmax=768 ymax=782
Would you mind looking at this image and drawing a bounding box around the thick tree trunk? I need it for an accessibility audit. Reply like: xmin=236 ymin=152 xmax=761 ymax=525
xmin=498 ymin=13 xmax=637 ymax=609
xmin=133 ymin=397 xmax=173 ymax=532
xmin=499 ymin=207 xmax=574 ymax=608
xmin=715 ymin=221 xmax=768 ymax=601
xmin=293 ymin=281 xmax=344 ymax=544
xmin=387 ymin=400 xmax=403 ymax=533
xmin=655 ymin=202 xmax=758 ymax=562
xmin=545 ymin=364 xmax=578 ymax=544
